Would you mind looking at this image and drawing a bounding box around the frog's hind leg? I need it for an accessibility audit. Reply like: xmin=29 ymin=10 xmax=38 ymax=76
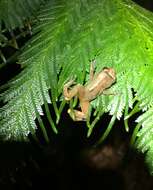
xmin=68 ymin=100 xmax=90 ymax=121
xmin=68 ymin=109 xmax=86 ymax=121
xmin=80 ymin=100 xmax=90 ymax=117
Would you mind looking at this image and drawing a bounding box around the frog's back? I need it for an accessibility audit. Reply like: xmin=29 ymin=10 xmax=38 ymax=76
xmin=84 ymin=69 xmax=115 ymax=101
xmin=84 ymin=72 xmax=107 ymax=101
xmin=86 ymin=71 xmax=108 ymax=91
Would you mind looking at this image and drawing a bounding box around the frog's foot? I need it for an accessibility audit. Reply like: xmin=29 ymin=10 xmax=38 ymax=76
xmin=68 ymin=109 xmax=86 ymax=121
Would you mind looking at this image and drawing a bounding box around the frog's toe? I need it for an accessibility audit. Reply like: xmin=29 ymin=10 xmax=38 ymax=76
xmin=64 ymin=96 xmax=71 ymax=101
xmin=64 ymin=80 xmax=76 ymax=88
xmin=68 ymin=109 xmax=76 ymax=120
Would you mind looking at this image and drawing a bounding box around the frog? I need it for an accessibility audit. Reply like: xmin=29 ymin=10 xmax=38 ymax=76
xmin=63 ymin=60 xmax=116 ymax=121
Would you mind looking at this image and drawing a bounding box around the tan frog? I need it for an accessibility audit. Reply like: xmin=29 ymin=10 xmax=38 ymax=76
xmin=63 ymin=61 xmax=116 ymax=121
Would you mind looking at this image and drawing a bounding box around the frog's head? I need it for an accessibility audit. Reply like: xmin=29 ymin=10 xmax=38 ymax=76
xmin=103 ymin=67 xmax=116 ymax=82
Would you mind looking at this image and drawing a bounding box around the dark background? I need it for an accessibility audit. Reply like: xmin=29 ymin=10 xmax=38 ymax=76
xmin=134 ymin=0 xmax=153 ymax=11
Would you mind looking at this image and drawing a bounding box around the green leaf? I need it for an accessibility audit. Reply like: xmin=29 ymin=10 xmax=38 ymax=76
xmin=0 ymin=0 xmax=46 ymax=29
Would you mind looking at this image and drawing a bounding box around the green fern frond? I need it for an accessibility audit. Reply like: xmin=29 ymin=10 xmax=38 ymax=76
xmin=0 ymin=33 xmax=7 ymax=45
xmin=1 ymin=0 xmax=153 ymax=173
xmin=131 ymin=106 xmax=153 ymax=174
xmin=0 ymin=0 xmax=46 ymax=29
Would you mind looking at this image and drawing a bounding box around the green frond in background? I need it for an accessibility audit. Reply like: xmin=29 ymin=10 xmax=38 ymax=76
xmin=1 ymin=0 xmax=153 ymax=173
xmin=0 ymin=0 xmax=46 ymax=29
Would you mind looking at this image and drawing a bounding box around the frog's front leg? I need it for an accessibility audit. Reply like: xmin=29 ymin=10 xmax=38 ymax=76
xmin=90 ymin=59 xmax=96 ymax=81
